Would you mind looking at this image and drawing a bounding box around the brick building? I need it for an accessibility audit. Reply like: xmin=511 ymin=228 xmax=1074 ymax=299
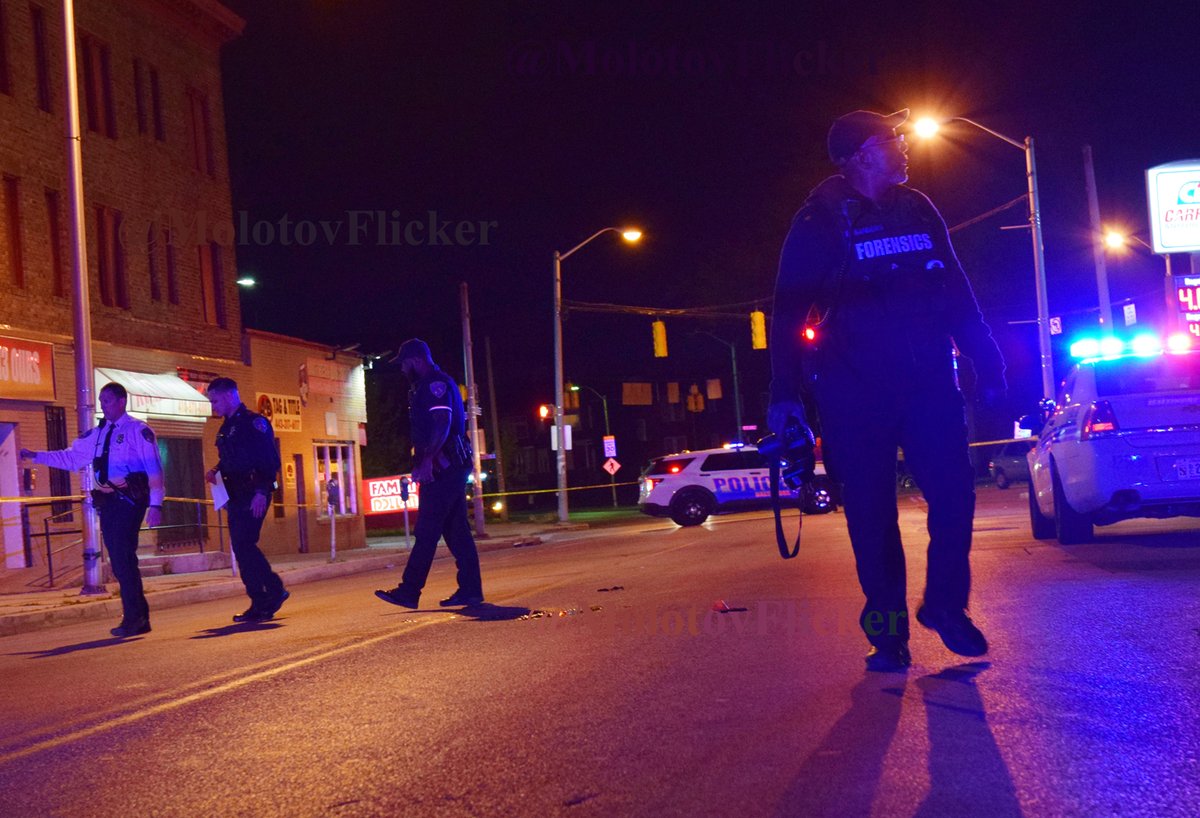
xmin=0 ymin=0 xmax=367 ymax=581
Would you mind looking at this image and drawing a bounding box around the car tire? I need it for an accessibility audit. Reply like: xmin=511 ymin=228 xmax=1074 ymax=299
xmin=669 ymin=489 xmax=715 ymax=527
xmin=995 ymin=469 xmax=1010 ymax=490
xmin=1052 ymin=463 xmax=1094 ymax=544
xmin=802 ymin=479 xmax=836 ymax=515
xmin=1029 ymin=482 xmax=1055 ymax=540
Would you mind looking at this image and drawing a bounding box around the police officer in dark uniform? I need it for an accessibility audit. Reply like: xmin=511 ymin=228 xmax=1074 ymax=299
xmin=375 ymin=339 xmax=484 ymax=609
xmin=205 ymin=377 xmax=289 ymax=622
xmin=768 ymin=109 xmax=1006 ymax=672
xmin=22 ymin=382 xmax=165 ymax=637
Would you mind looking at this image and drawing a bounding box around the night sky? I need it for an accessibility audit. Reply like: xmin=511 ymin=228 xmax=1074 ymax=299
xmin=217 ymin=1 xmax=1200 ymax=420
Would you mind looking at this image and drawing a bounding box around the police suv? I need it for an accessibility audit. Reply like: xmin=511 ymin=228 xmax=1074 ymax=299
xmin=638 ymin=444 xmax=835 ymax=527
xmin=1025 ymin=335 xmax=1200 ymax=544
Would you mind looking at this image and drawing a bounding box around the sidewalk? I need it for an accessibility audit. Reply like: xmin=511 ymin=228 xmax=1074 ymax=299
xmin=0 ymin=520 xmax=566 ymax=638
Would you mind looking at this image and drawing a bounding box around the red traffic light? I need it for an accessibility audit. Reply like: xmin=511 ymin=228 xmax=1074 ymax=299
xmin=537 ymin=404 xmax=552 ymax=420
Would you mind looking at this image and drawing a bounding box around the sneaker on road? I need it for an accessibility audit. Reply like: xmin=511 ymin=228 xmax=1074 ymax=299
xmin=916 ymin=605 xmax=988 ymax=657
xmin=439 ymin=590 xmax=485 ymax=607
xmin=110 ymin=618 xmax=151 ymax=638
xmin=262 ymin=590 xmax=290 ymax=618
xmin=375 ymin=586 xmax=420 ymax=609
xmin=865 ymin=643 xmax=912 ymax=672
xmin=232 ymin=606 xmax=269 ymax=623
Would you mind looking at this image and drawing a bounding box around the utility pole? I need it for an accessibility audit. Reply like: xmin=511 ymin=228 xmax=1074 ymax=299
xmin=460 ymin=283 xmax=486 ymax=537
xmin=484 ymin=336 xmax=508 ymax=522
xmin=63 ymin=0 xmax=103 ymax=595
xmin=1083 ymin=145 xmax=1114 ymax=332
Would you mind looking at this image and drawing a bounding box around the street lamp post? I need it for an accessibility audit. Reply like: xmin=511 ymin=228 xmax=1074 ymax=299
xmin=915 ymin=116 xmax=1055 ymax=398
xmin=1105 ymin=231 xmax=1175 ymax=329
xmin=553 ymin=227 xmax=641 ymax=522
xmin=570 ymin=384 xmax=617 ymax=507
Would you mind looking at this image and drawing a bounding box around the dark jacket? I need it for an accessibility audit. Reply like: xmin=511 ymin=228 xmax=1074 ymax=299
xmin=770 ymin=175 xmax=1005 ymax=402
xmin=215 ymin=404 xmax=281 ymax=499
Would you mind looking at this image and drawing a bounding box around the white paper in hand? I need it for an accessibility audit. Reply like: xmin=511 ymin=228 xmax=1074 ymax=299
xmin=210 ymin=471 xmax=229 ymax=511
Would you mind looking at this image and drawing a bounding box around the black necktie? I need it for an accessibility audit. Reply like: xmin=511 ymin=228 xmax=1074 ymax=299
xmin=97 ymin=424 xmax=115 ymax=485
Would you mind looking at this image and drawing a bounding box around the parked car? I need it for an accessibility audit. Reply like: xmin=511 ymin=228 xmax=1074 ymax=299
xmin=639 ymin=445 xmax=836 ymax=526
xmin=989 ymin=440 xmax=1035 ymax=488
xmin=1024 ymin=339 xmax=1200 ymax=544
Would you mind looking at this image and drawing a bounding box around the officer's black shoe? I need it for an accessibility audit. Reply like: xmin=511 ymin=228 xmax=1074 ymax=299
xmin=439 ymin=590 xmax=485 ymax=607
xmin=110 ymin=618 xmax=151 ymax=638
xmin=261 ymin=589 xmax=290 ymax=618
xmin=865 ymin=643 xmax=912 ymax=672
xmin=916 ymin=605 xmax=988 ymax=657
xmin=375 ymin=586 xmax=420 ymax=609
xmin=232 ymin=606 xmax=270 ymax=623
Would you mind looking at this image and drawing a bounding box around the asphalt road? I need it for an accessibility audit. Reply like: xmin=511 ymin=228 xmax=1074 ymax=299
xmin=1 ymin=488 xmax=1197 ymax=817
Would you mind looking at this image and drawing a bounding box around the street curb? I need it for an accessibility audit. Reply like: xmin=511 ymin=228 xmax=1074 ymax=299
xmin=0 ymin=536 xmax=541 ymax=638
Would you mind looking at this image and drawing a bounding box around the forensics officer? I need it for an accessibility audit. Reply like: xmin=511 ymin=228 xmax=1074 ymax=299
xmin=22 ymin=382 xmax=164 ymax=637
xmin=768 ymin=109 xmax=1006 ymax=672
xmin=205 ymin=377 xmax=289 ymax=623
xmin=375 ymin=338 xmax=484 ymax=609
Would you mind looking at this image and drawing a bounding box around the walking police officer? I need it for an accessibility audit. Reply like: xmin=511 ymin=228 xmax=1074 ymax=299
xmin=205 ymin=377 xmax=289 ymax=622
xmin=375 ymin=339 xmax=484 ymax=609
xmin=21 ymin=382 xmax=164 ymax=637
xmin=768 ymin=109 xmax=1006 ymax=672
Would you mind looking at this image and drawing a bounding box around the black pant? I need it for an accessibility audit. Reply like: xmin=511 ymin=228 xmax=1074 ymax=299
xmin=401 ymin=465 xmax=482 ymax=596
xmin=98 ymin=498 xmax=150 ymax=623
xmin=227 ymin=500 xmax=285 ymax=608
xmin=815 ymin=370 xmax=976 ymax=649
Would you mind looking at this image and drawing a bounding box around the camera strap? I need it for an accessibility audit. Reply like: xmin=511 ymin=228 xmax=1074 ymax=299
xmin=769 ymin=461 xmax=802 ymax=559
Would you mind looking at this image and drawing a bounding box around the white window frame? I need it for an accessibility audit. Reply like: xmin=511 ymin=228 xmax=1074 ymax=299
xmin=314 ymin=441 xmax=357 ymax=520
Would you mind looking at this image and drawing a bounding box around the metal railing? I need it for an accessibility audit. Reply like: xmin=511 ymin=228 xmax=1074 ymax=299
xmin=13 ymin=497 xmax=226 ymax=588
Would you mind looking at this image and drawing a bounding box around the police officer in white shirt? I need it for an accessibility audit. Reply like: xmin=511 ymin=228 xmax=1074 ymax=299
xmin=22 ymin=382 xmax=165 ymax=637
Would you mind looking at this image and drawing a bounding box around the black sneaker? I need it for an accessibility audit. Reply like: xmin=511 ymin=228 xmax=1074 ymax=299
xmin=232 ymin=606 xmax=270 ymax=623
xmin=375 ymin=586 xmax=420 ymax=609
xmin=865 ymin=643 xmax=912 ymax=672
xmin=916 ymin=605 xmax=988 ymax=657
xmin=261 ymin=590 xmax=290 ymax=618
xmin=110 ymin=618 xmax=151 ymax=638
xmin=439 ymin=590 xmax=485 ymax=607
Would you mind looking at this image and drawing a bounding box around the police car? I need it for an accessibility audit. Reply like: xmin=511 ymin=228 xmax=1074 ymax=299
xmin=1024 ymin=335 xmax=1200 ymax=544
xmin=638 ymin=444 xmax=836 ymax=526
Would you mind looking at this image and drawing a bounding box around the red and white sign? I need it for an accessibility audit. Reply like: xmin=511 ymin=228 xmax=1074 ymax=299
xmin=0 ymin=336 xmax=54 ymax=401
xmin=362 ymin=475 xmax=418 ymax=515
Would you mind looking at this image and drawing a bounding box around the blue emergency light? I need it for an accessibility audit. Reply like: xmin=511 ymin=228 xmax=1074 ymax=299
xmin=1068 ymin=332 xmax=1192 ymax=361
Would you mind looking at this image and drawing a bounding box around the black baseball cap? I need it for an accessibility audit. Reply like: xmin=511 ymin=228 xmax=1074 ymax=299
xmin=389 ymin=338 xmax=431 ymax=363
xmin=827 ymin=109 xmax=909 ymax=164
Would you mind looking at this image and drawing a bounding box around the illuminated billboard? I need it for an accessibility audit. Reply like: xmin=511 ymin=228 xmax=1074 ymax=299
xmin=1147 ymin=160 xmax=1200 ymax=253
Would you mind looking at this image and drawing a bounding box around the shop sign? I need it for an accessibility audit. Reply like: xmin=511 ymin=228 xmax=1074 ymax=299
xmin=0 ymin=336 xmax=55 ymax=401
xmin=256 ymin=393 xmax=303 ymax=432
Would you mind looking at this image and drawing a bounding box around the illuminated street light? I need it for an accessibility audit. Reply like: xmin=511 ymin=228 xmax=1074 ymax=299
xmin=236 ymin=276 xmax=257 ymax=287
xmin=553 ymin=227 xmax=641 ymax=522
xmin=914 ymin=115 xmax=1055 ymax=398
xmin=1104 ymin=229 xmax=1175 ymax=326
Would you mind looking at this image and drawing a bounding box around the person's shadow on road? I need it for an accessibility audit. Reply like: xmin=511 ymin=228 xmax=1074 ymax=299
xmin=775 ymin=672 xmax=907 ymax=816
xmin=190 ymin=621 xmax=284 ymax=639
xmin=915 ymin=661 xmax=1022 ymax=817
xmin=454 ymin=603 xmax=532 ymax=622
xmin=8 ymin=635 xmax=148 ymax=658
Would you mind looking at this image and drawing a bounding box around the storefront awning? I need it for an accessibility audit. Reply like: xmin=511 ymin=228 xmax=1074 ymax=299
xmin=94 ymin=368 xmax=211 ymax=420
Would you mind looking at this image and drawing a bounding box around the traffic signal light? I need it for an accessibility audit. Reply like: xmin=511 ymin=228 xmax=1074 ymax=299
xmin=652 ymin=320 xmax=668 ymax=357
xmin=537 ymin=404 xmax=552 ymax=420
xmin=750 ymin=310 xmax=767 ymax=349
